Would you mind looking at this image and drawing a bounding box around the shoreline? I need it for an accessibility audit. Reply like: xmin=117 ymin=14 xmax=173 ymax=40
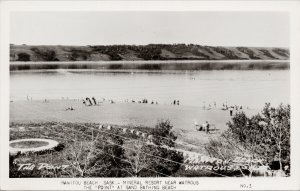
xmin=10 ymin=59 xmax=290 ymax=64
xmin=10 ymin=60 xmax=290 ymax=71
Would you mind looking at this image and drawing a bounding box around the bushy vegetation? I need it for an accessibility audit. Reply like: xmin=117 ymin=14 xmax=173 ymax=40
xmin=17 ymin=53 xmax=31 ymax=61
xmin=30 ymin=47 xmax=58 ymax=61
xmin=205 ymin=103 xmax=290 ymax=177
xmin=151 ymin=120 xmax=177 ymax=147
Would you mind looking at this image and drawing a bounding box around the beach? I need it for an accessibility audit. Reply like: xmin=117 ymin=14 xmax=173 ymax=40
xmin=10 ymin=99 xmax=260 ymax=146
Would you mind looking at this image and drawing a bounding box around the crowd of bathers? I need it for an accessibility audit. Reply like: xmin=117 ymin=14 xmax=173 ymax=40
xmin=63 ymin=96 xmax=250 ymax=116
xmin=171 ymin=100 xmax=180 ymax=105
xmin=83 ymin=97 xmax=98 ymax=106
xmin=221 ymin=104 xmax=243 ymax=111
xmin=221 ymin=104 xmax=249 ymax=116
xmin=125 ymin=98 xmax=159 ymax=105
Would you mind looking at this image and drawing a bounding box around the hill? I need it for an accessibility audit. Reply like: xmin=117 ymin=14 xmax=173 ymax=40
xmin=10 ymin=44 xmax=289 ymax=62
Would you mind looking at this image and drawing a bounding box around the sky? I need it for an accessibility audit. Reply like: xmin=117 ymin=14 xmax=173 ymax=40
xmin=10 ymin=11 xmax=289 ymax=47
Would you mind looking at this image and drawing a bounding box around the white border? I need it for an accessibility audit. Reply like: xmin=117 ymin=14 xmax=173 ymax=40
xmin=1 ymin=1 xmax=300 ymax=190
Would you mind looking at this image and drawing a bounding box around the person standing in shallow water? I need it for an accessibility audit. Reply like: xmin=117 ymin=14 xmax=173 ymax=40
xmin=86 ymin=97 xmax=93 ymax=106
xmin=82 ymin=98 xmax=86 ymax=106
xmin=92 ymin=97 xmax=97 ymax=105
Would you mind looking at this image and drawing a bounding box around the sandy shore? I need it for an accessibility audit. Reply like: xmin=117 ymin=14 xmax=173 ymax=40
xmin=10 ymin=99 xmax=260 ymax=146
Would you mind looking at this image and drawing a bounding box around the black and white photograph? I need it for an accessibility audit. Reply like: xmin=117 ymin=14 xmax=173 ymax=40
xmin=1 ymin=0 xmax=300 ymax=190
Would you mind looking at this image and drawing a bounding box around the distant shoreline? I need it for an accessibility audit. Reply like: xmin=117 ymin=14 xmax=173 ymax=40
xmin=10 ymin=60 xmax=290 ymax=71
xmin=10 ymin=59 xmax=289 ymax=64
xmin=10 ymin=44 xmax=290 ymax=62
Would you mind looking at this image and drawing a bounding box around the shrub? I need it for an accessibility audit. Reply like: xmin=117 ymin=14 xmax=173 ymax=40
xmin=17 ymin=53 xmax=30 ymax=61
xmin=151 ymin=120 xmax=177 ymax=147
xmin=205 ymin=103 xmax=290 ymax=176
xmin=123 ymin=120 xmax=183 ymax=177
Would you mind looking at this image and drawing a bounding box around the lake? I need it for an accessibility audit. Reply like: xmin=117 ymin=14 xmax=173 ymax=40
xmin=10 ymin=69 xmax=289 ymax=109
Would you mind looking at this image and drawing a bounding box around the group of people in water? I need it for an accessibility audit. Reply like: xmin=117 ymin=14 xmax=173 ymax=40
xmin=82 ymin=97 xmax=98 ymax=106
xmin=26 ymin=95 xmax=33 ymax=101
xmin=221 ymin=104 xmax=246 ymax=116
xmin=195 ymin=121 xmax=211 ymax=134
xmin=125 ymin=99 xmax=159 ymax=105
xmin=172 ymin=100 xmax=180 ymax=105
xmin=101 ymin=98 xmax=115 ymax=104
xmin=201 ymin=102 xmax=217 ymax=110
xmin=65 ymin=106 xmax=75 ymax=111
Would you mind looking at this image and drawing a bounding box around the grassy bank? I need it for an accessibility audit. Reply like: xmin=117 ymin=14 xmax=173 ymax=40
xmin=10 ymin=60 xmax=289 ymax=71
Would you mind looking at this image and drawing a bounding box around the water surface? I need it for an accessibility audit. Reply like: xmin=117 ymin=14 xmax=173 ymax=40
xmin=10 ymin=69 xmax=289 ymax=109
